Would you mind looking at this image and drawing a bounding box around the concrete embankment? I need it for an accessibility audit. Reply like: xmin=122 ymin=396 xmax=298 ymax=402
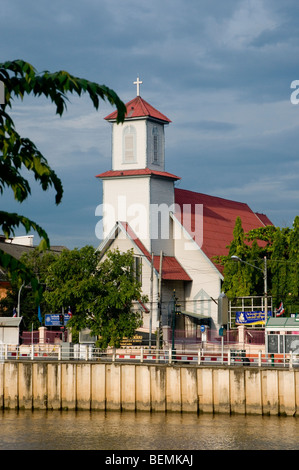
xmin=0 ymin=361 xmax=298 ymax=416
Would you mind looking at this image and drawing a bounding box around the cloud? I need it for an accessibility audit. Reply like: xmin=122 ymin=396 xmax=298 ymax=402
xmin=1 ymin=0 xmax=299 ymax=248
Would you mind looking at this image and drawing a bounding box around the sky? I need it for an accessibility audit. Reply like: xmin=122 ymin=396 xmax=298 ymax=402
xmin=1 ymin=0 xmax=299 ymax=249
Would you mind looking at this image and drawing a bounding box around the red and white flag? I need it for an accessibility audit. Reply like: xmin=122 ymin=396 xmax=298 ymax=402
xmin=276 ymin=302 xmax=285 ymax=317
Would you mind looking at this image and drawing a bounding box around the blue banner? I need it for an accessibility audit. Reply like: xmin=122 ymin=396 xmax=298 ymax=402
xmin=236 ymin=311 xmax=272 ymax=325
xmin=45 ymin=314 xmax=72 ymax=326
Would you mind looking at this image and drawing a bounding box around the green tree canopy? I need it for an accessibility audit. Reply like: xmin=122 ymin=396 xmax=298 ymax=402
xmin=219 ymin=216 xmax=299 ymax=315
xmin=0 ymin=247 xmax=57 ymax=328
xmin=44 ymin=247 xmax=146 ymax=348
xmin=0 ymin=60 xmax=126 ymax=288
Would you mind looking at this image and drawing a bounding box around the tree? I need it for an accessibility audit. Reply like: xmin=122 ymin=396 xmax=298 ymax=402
xmin=0 ymin=60 xmax=126 ymax=288
xmin=220 ymin=216 xmax=299 ymax=315
xmin=44 ymin=247 xmax=147 ymax=348
xmin=269 ymin=218 xmax=299 ymax=313
xmin=0 ymin=247 xmax=57 ymax=328
xmin=221 ymin=217 xmax=256 ymax=298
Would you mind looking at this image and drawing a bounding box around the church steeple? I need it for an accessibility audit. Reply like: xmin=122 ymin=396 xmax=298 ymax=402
xmin=104 ymin=78 xmax=171 ymax=172
xmin=97 ymin=81 xmax=178 ymax=255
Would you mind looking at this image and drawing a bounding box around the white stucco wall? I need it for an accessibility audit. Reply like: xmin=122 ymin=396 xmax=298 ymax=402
xmin=111 ymin=120 xmax=147 ymax=170
xmin=149 ymin=177 xmax=175 ymax=256
xmin=111 ymin=119 xmax=166 ymax=172
xmin=102 ymin=177 xmax=151 ymax=250
xmin=171 ymin=215 xmax=223 ymax=329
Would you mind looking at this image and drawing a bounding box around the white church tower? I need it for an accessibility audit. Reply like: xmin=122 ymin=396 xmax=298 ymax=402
xmin=97 ymin=78 xmax=180 ymax=256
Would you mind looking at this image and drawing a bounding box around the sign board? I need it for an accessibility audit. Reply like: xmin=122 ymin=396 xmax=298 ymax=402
xmin=120 ymin=331 xmax=156 ymax=347
xmin=79 ymin=328 xmax=97 ymax=344
xmin=45 ymin=314 xmax=71 ymax=326
xmin=219 ymin=327 xmax=226 ymax=336
xmin=236 ymin=311 xmax=272 ymax=325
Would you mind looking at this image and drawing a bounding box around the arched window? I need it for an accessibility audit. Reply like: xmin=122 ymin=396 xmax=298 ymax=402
xmin=152 ymin=126 xmax=159 ymax=163
xmin=123 ymin=125 xmax=136 ymax=163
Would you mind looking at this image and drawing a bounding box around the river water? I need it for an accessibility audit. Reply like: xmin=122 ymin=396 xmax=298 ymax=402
xmin=0 ymin=409 xmax=298 ymax=451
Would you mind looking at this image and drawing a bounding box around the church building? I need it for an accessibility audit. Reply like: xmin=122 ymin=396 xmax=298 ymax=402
xmin=96 ymin=78 xmax=273 ymax=345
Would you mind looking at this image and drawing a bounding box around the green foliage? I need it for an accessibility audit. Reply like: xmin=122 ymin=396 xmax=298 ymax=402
xmin=269 ymin=218 xmax=299 ymax=314
xmin=44 ymin=247 xmax=146 ymax=348
xmin=0 ymin=247 xmax=57 ymax=328
xmin=1 ymin=246 xmax=147 ymax=344
xmin=220 ymin=217 xmax=257 ymax=298
xmin=0 ymin=59 xmax=126 ymax=288
xmin=220 ymin=216 xmax=299 ymax=315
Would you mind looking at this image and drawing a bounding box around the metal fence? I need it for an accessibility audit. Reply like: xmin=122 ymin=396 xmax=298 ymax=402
xmin=167 ymin=327 xmax=264 ymax=348
xmin=0 ymin=343 xmax=298 ymax=369
xmin=20 ymin=330 xmax=67 ymax=345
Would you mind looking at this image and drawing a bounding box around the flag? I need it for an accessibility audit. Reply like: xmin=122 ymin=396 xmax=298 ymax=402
xmin=38 ymin=305 xmax=42 ymax=324
xmin=276 ymin=302 xmax=285 ymax=317
xmin=68 ymin=306 xmax=72 ymax=318
xmin=12 ymin=307 xmax=17 ymax=317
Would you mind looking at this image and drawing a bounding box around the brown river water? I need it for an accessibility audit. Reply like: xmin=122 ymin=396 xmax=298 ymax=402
xmin=0 ymin=409 xmax=298 ymax=451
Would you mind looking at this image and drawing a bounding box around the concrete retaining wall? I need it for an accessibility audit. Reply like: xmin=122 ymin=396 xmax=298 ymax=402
xmin=0 ymin=362 xmax=298 ymax=416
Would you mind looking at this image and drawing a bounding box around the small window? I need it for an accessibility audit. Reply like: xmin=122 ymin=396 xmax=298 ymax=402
xmin=133 ymin=256 xmax=142 ymax=285
xmin=152 ymin=127 xmax=159 ymax=163
xmin=123 ymin=125 xmax=136 ymax=163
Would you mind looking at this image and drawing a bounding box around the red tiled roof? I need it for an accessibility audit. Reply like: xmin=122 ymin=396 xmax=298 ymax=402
xmin=104 ymin=96 xmax=171 ymax=123
xmin=96 ymin=168 xmax=180 ymax=181
xmin=255 ymin=212 xmax=273 ymax=226
xmin=174 ymin=188 xmax=273 ymax=271
xmin=119 ymin=221 xmax=191 ymax=281
xmin=153 ymin=254 xmax=192 ymax=281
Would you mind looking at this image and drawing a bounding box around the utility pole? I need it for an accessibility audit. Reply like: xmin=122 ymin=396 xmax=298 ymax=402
xmin=17 ymin=283 xmax=25 ymax=317
xmin=149 ymin=253 xmax=154 ymax=351
xmin=158 ymin=251 xmax=163 ymax=350
xmin=172 ymin=289 xmax=177 ymax=356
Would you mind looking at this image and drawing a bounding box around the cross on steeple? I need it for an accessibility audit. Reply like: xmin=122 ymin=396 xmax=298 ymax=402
xmin=134 ymin=76 xmax=143 ymax=96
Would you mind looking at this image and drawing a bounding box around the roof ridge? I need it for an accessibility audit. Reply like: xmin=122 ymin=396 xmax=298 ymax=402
xmin=175 ymin=187 xmax=250 ymax=207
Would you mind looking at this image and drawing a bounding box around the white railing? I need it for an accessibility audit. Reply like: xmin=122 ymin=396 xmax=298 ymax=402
xmin=1 ymin=344 xmax=299 ymax=368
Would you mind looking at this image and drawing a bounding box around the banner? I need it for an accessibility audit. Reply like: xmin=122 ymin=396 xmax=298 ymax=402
xmin=45 ymin=313 xmax=72 ymax=326
xmin=235 ymin=310 xmax=272 ymax=325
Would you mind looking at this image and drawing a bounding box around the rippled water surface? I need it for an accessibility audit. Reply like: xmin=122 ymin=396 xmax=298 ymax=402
xmin=0 ymin=410 xmax=299 ymax=451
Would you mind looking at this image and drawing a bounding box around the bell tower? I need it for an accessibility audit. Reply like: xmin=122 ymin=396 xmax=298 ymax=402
xmin=97 ymin=78 xmax=180 ymax=255
xmin=104 ymin=77 xmax=170 ymax=173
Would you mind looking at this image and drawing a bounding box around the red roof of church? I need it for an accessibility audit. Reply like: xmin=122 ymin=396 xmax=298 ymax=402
xmin=96 ymin=168 xmax=180 ymax=181
xmin=119 ymin=221 xmax=191 ymax=281
xmin=174 ymin=188 xmax=273 ymax=272
xmin=104 ymin=96 xmax=171 ymax=123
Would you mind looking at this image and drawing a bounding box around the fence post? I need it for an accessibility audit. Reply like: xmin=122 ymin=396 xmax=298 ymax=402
xmin=169 ymin=347 xmax=172 ymax=364
xmin=58 ymin=345 xmax=61 ymax=361
xmin=289 ymin=351 xmax=293 ymax=370
xmin=228 ymin=349 xmax=231 ymax=366
xmin=31 ymin=344 xmax=34 ymax=360
xmin=140 ymin=347 xmax=144 ymax=363
xmin=258 ymin=351 xmax=261 ymax=367
xmin=198 ymin=349 xmax=201 ymax=365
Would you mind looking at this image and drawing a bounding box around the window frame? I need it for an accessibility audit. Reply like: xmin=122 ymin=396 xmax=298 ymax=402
xmin=123 ymin=125 xmax=137 ymax=164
